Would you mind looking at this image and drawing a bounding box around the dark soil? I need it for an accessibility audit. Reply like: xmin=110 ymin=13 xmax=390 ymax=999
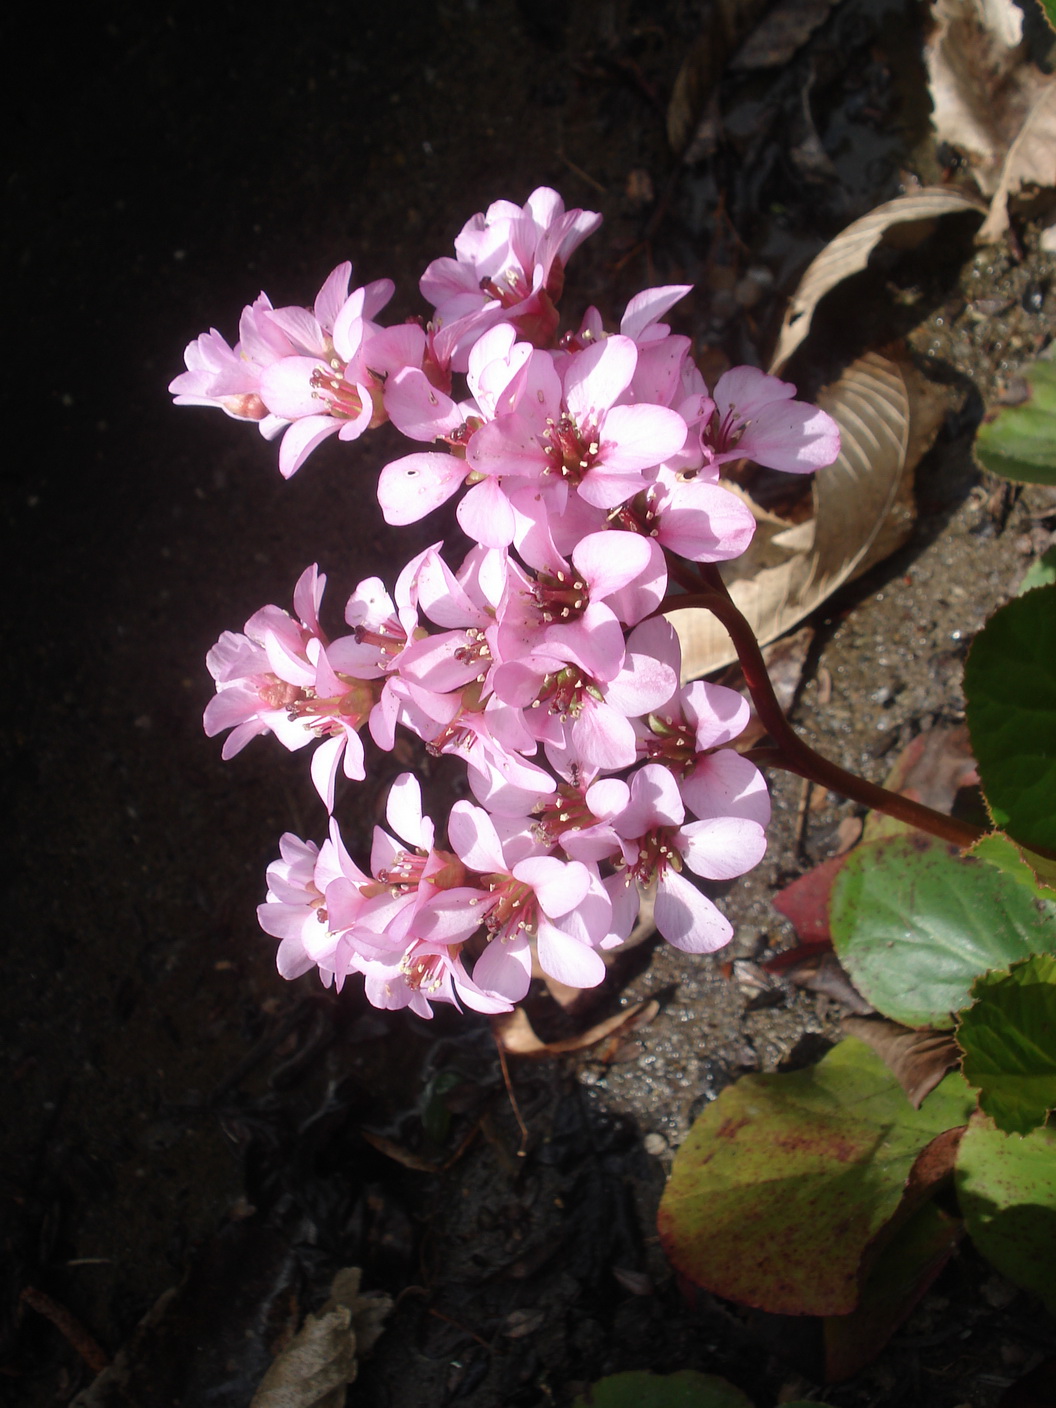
xmin=5 ymin=2 xmax=1055 ymax=1406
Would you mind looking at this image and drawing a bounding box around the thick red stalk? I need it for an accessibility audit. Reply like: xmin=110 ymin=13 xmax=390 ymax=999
xmin=670 ymin=565 xmax=986 ymax=850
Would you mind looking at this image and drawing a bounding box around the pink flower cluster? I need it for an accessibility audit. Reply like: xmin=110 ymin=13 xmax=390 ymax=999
xmin=177 ymin=188 xmax=840 ymax=1017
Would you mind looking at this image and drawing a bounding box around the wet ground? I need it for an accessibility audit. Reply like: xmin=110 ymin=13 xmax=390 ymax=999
xmin=5 ymin=1 xmax=1056 ymax=1405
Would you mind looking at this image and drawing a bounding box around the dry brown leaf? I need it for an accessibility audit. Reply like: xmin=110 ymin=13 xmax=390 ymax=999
xmin=771 ymin=189 xmax=987 ymax=368
xmin=729 ymin=0 xmax=840 ymax=71
xmin=491 ymin=998 xmax=659 ymax=1057
xmin=670 ymin=352 xmax=915 ymax=680
xmin=841 ymin=1015 xmax=961 ymax=1108
xmin=863 ymin=724 xmax=979 ymax=842
xmin=978 ymin=83 xmax=1056 ymax=241
xmin=927 ymin=0 xmax=1027 ymax=177
xmin=250 ymin=1268 xmax=391 ymax=1408
xmin=779 ymin=950 xmax=874 ymax=1013
xmin=666 ymin=0 xmax=767 ymax=153
xmin=925 ymin=0 xmax=1056 ymax=240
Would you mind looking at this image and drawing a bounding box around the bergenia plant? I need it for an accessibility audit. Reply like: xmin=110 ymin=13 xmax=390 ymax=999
xmin=174 ymin=186 xmax=909 ymax=1019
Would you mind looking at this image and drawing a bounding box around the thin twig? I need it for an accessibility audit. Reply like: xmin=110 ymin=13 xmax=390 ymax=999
xmin=427 ymin=1307 xmax=494 ymax=1350
xmin=494 ymin=1034 xmax=529 ymax=1157
xmin=556 ymin=150 xmax=607 ymax=197
xmin=20 ymin=1288 xmax=109 ymax=1376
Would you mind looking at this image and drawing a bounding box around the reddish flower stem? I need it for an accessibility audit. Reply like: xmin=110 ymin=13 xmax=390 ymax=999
xmin=670 ymin=565 xmax=986 ymax=850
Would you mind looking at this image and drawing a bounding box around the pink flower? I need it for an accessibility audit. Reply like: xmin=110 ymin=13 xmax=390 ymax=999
xmin=257 ymin=270 xmax=396 ymax=477
xmin=446 ymin=801 xmax=616 ymax=997
xmin=701 ymin=366 xmax=840 ymax=474
xmin=359 ymin=940 xmax=513 ymax=1018
xmin=609 ymin=467 xmax=757 ymax=563
xmin=613 ymin=764 xmax=766 ymax=954
xmin=203 ymin=566 xmax=376 ymax=809
xmin=322 ymin=775 xmax=513 ymax=1017
xmin=172 ymin=265 xmax=399 ymax=478
xmin=420 ymin=187 xmax=602 ymax=369
xmin=468 ymin=336 xmax=689 ymax=516
xmin=256 ymin=830 xmax=358 ymax=984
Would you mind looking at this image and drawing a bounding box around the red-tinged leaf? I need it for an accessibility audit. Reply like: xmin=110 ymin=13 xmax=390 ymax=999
xmin=657 ymin=1038 xmax=975 ymax=1316
xmin=955 ymin=1120 xmax=1056 ymax=1312
xmin=823 ymin=1199 xmax=963 ymax=1381
xmin=773 ymin=852 xmax=851 ymax=942
xmin=831 ymin=833 xmax=1056 ymax=1029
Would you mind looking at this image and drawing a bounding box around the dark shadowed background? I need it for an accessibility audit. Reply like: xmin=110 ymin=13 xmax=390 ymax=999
xmin=5 ymin=3 xmax=1055 ymax=1405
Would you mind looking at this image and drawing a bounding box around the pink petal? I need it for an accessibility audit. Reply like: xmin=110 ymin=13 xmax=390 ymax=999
xmin=617 ymin=763 xmax=684 ymax=835
xmin=376 ymin=452 xmax=466 ymax=525
xmin=260 ymin=357 xmax=328 ymax=419
xmin=713 ymin=366 xmax=795 ymax=417
xmin=620 ymin=285 xmax=692 ymax=342
xmin=277 ymin=416 xmax=341 ymax=478
xmin=682 ymin=749 xmax=772 ymax=826
xmin=572 ymin=530 xmax=652 ymax=600
xmin=599 ymin=403 xmax=688 ymax=472
xmin=385 ymin=772 xmax=427 ymax=850
xmin=310 ymin=735 xmax=345 ymax=811
xmin=471 ymin=933 xmax=532 ymax=1001
xmin=679 ymin=816 xmax=767 ymax=880
xmin=457 ymin=477 xmax=517 ymax=548
xmin=513 ymin=856 xmax=590 ymax=918
xmin=655 ymin=869 xmax=732 ymax=952
xmin=564 ymin=335 xmax=637 ymax=418
xmin=657 ymin=479 xmax=757 ymax=562
xmin=384 ymin=367 xmax=461 ymax=440
xmin=569 ymin=702 xmax=637 ymax=772
xmin=448 ymin=801 xmax=507 ymax=874
xmin=313 ymin=262 xmax=353 ymax=333
xmin=740 ymin=401 xmax=841 ymax=473
xmin=536 ymin=919 xmax=606 ymax=988
xmin=682 ymin=681 xmax=750 ymax=748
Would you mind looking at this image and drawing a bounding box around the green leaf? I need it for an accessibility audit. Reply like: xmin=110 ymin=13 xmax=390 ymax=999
xmin=955 ymin=1120 xmax=1056 ymax=1312
xmin=571 ymin=1371 xmax=754 ymax=1408
xmin=974 ymin=357 xmax=1056 ymax=485
xmin=657 ymin=1038 xmax=975 ymax=1316
xmin=964 ymin=584 xmax=1056 ymax=853
xmin=1040 ymin=0 xmax=1056 ymax=35
xmin=1019 ymin=545 xmax=1056 ymax=595
xmin=968 ymin=831 xmax=1056 ymax=899
xmin=830 ymin=834 xmax=1056 ymax=1028
xmin=956 ymin=955 xmax=1056 ymax=1134
xmin=823 ymin=1199 xmax=962 ymax=1382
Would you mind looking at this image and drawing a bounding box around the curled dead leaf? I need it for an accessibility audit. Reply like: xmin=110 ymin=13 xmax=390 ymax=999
xmin=841 ymin=1015 xmax=961 ymax=1108
xmin=666 ymin=0 xmax=765 ymax=154
xmin=977 ymin=83 xmax=1056 ymax=242
xmin=250 ymin=1268 xmax=391 ymax=1408
xmin=926 ymin=0 xmax=1056 ymax=242
xmin=671 ymin=351 xmax=923 ymax=679
xmin=771 ymin=189 xmax=987 ymax=369
xmin=729 ymin=0 xmax=840 ymax=71
xmin=491 ymin=998 xmax=659 ymax=1057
